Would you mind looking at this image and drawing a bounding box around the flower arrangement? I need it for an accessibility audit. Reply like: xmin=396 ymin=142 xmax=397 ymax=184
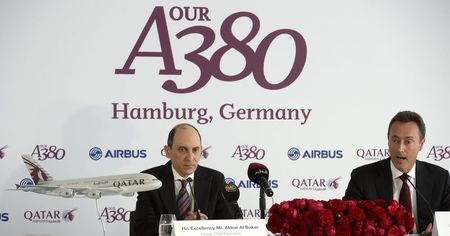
xmin=266 ymin=198 xmax=414 ymax=236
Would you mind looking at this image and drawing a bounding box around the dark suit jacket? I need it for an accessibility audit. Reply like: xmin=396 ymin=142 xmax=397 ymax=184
xmin=134 ymin=161 xmax=234 ymax=236
xmin=343 ymin=157 xmax=450 ymax=232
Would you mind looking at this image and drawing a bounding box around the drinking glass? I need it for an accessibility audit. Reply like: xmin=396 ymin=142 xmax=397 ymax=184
xmin=159 ymin=214 xmax=176 ymax=236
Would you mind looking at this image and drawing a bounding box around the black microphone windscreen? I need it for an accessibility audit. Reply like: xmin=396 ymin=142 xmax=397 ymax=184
xmin=223 ymin=182 xmax=240 ymax=202
xmin=247 ymin=162 xmax=269 ymax=183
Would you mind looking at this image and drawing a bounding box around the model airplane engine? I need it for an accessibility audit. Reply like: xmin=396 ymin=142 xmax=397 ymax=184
xmin=59 ymin=189 xmax=75 ymax=198
xmin=85 ymin=190 xmax=102 ymax=199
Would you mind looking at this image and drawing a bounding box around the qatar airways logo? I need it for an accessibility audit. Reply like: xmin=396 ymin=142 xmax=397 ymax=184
xmin=287 ymin=147 xmax=343 ymax=160
xmin=0 ymin=145 xmax=7 ymax=159
xmin=225 ymin=177 xmax=278 ymax=189
xmin=115 ymin=6 xmax=307 ymax=93
xmin=100 ymin=207 xmax=131 ymax=223
xmin=241 ymin=208 xmax=268 ymax=219
xmin=112 ymin=179 xmax=145 ymax=188
xmin=291 ymin=177 xmax=342 ymax=191
xmin=356 ymin=148 xmax=389 ymax=161
xmin=426 ymin=145 xmax=450 ymax=161
xmin=89 ymin=147 xmax=147 ymax=160
xmin=24 ymin=208 xmax=77 ymax=223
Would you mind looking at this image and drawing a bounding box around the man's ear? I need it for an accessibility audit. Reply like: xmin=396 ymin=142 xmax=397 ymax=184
xmin=419 ymin=138 xmax=425 ymax=151
xmin=164 ymin=145 xmax=171 ymax=159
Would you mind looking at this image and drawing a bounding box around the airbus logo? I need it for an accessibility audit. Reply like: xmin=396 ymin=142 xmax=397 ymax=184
xmin=225 ymin=178 xmax=279 ymax=189
xmin=287 ymin=147 xmax=300 ymax=160
xmin=287 ymin=147 xmax=343 ymax=160
xmin=19 ymin=178 xmax=34 ymax=192
xmin=89 ymin=147 xmax=147 ymax=160
xmin=0 ymin=212 xmax=9 ymax=222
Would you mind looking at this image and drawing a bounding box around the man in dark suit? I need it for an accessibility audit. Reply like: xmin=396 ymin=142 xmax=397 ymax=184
xmin=343 ymin=111 xmax=450 ymax=234
xmin=134 ymin=123 xmax=234 ymax=236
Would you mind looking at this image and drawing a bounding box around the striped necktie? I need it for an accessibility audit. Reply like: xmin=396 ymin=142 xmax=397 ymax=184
xmin=176 ymin=179 xmax=190 ymax=219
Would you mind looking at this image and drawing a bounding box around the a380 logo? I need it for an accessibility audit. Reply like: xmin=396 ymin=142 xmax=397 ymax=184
xmin=427 ymin=145 xmax=450 ymax=161
xmin=100 ymin=207 xmax=131 ymax=223
xmin=31 ymin=145 xmax=66 ymax=161
xmin=231 ymin=145 xmax=265 ymax=161
xmin=115 ymin=6 xmax=307 ymax=93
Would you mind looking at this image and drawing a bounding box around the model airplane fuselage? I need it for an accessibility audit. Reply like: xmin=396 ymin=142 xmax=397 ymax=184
xmin=15 ymin=154 xmax=162 ymax=199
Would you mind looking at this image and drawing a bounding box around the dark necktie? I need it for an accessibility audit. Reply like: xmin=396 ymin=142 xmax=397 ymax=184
xmin=176 ymin=179 xmax=190 ymax=219
xmin=399 ymin=173 xmax=412 ymax=214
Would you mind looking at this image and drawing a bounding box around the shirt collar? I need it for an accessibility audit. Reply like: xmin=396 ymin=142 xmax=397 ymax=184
xmin=390 ymin=159 xmax=416 ymax=179
xmin=171 ymin=165 xmax=195 ymax=181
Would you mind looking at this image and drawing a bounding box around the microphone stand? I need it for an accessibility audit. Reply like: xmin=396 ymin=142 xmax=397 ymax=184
xmin=259 ymin=188 xmax=265 ymax=219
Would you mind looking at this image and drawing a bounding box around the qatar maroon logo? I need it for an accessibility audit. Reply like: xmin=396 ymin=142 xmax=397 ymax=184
xmin=62 ymin=208 xmax=77 ymax=222
xmin=24 ymin=159 xmax=49 ymax=184
xmin=0 ymin=145 xmax=7 ymax=159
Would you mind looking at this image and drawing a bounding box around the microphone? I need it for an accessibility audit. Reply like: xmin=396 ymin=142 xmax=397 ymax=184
xmin=186 ymin=177 xmax=201 ymax=220
xmin=247 ymin=162 xmax=274 ymax=197
xmin=403 ymin=173 xmax=434 ymax=234
xmin=223 ymin=182 xmax=243 ymax=219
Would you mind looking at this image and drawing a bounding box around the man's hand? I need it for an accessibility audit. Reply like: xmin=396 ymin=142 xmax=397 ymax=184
xmin=419 ymin=223 xmax=433 ymax=236
xmin=184 ymin=210 xmax=208 ymax=220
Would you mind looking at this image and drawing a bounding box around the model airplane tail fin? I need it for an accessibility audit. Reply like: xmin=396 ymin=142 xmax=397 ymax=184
xmin=21 ymin=154 xmax=53 ymax=184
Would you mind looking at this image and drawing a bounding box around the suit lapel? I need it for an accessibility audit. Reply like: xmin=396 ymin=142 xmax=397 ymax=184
xmin=159 ymin=162 xmax=177 ymax=214
xmin=194 ymin=167 xmax=211 ymax=212
xmin=415 ymin=160 xmax=432 ymax=230
xmin=375 ymin=158 xmax=393 ymax=201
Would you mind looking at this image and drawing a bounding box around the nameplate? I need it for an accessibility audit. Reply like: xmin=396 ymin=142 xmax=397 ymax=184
xmin=172 ymin=219 xmax=267 ymax=236
xmin=432 ymin=211 xmax=450 ymax=236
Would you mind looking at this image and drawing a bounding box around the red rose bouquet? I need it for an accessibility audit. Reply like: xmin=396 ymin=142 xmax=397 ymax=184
xmin=266 ymin=198 xmax=414 ymax=236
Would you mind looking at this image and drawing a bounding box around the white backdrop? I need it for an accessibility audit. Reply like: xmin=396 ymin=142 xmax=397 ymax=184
xmin=1 ymin=1 xmax=450 ymax=236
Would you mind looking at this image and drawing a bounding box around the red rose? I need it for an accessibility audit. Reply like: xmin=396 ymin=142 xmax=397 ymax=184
xmin=363 ymin=222 xmax=376 ymax=235
xmin=324 ymin=225 xmax=336 ymax=236
xmin=317 ymin=210 xmax=334 ymax=227
xmin=376 ymin=227 xmax=386 ymax=236
xmin=266 ymin=199 xmax=414 ymax=236
xmin=287 ymin=207 xmax=298 ymax=220
xmin=346 ymin=200 xmax=357 ymax=207
xmin=279 ymin=201 xmax=291 ymax=213
xmin=311 ymin=226 xmax=324 ymax=236
xmin=308 ymin=200 xmax=325 ymax=211
xmin=328 ymin=199 xmax=346 ymax=213
xmin=386 ymin=201 xmax=400 ymax=216
xmin=303 ymin=211 xmax=317 ymax=227
xmin=352 ymin=221 xmax=363 ymax=236
xmin=379 ymin=215 xmax=393 ymax=228
xmin=335 ymin=223 xmax=352 ymax=236
xmin=348 ymin=206 xmax=365 ymax=222
xmin=387 ymin=225 xmax=401 ymax=236
xmin=293 ymin=198 xmax=307 ymax=210
xmin=370 ymin=206 xmax=387 ymax=220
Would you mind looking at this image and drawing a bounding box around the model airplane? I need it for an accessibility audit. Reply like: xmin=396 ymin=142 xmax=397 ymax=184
xmin=11 ymin=154 xmax=162 ymax=199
